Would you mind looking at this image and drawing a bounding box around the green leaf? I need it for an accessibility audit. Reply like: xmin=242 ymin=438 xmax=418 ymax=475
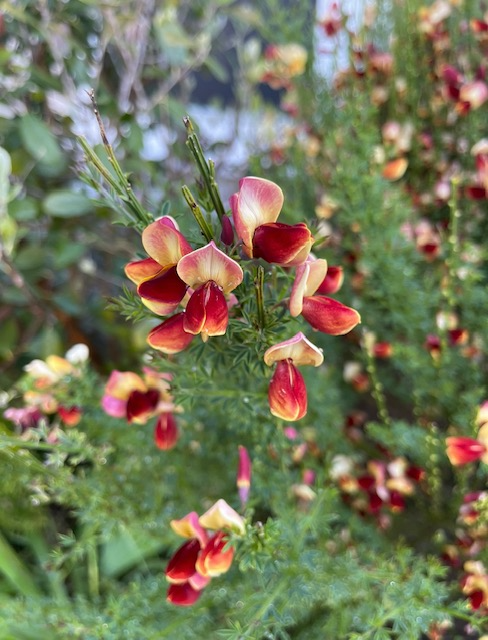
xmin=0 ymin=146 xmax=11 ymax=214
xmin=42 ymin=190 xmax=93 ymax=218
xmin=8 ymin=197 xmax=39 ymax=222
xmin=18 ymin=115 xmax=65 ymax=177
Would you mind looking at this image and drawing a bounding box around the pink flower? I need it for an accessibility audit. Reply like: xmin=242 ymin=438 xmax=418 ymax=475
xmin=237 ymin=446 xmax=251 ymax=507
xmin=264 ymin=332 xmax=323 ymax=421
xmin=230 ymin=177 xmax=313 ymax=266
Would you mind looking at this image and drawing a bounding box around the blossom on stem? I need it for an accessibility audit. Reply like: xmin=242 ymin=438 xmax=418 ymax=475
xmin=237 ymin=446 xmax=251 ymax=507
xmin=264 ymin=332 xmax=323 ymax=421
xmin=176 ymin=241 xmax=243 ymax=341
xmin=446 ymin=425 xmax=488 ymax=465
xmin=165 ymin=500 xmax=245 ymax=606
xmin=289 ymin=258 xmax=361 ymax=335
xmin=230 ymin=177 xmax=313 ymax=266
xmin=125 ymin=216 xmax=192 ymax=316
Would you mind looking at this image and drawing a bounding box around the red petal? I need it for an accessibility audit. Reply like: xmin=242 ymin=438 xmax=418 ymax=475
xmin=137 ymin=266 xmax=187 ymax=311
xmin=301 ymin=296 xmax=360 ymax=335
xmin=126 ymin=389 xmax=159 ymax=423
xmin=253 ymin=222 xmax=313 ymax=266
xmin=154 ymin=413 xmax=179 ymax=450
xmin=147 ymin=313 xmax=195 ymax=354
xmin=446 ymin=437 xmax=486 ymax=465
xmin=184 ymin=282 xmax=229 ymax=338
xmin=166 ymin=539 xmax=201 ymax=583
xmin=195 ymin=532 xmax=234 ymax=578
xmin=166 ymin=582 xmax=202 ymax=606
xmin=268 ymin=359 xmax=307 ymax=421
xmin=317 ymin=266 xmax=344 ymax=295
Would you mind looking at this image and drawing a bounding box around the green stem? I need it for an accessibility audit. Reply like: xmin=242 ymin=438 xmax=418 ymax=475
xmin=26 ymin=532 xmax=68 ymax=603
xmin=184 ymin=116 xmax=226 ymax=222
xmin=87 ymin=544 xmax=99 ymax=599
xmin=255 ymin=265 xmax=266 ymax=330
xmin=0 ymin=529 xmax=41 ymax=597
xmin=181 ymin=185 xmax=214 ymax=243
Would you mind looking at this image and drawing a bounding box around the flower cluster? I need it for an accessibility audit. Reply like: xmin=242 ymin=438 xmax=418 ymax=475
xmin=102 ymin=368 xmax=179 ymax=450
xmin=165 ymin=499 xmax=245 ymax=606
xmin=4 ymin=344 xmax=89 ymax=431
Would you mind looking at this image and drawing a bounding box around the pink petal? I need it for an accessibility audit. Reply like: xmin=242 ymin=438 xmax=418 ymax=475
xmin=231 ymin=176 xmax=284 ymax=256
xmin=460 ymin=81 xmax=488 ymax=110
xmin=142 ymin=217 xmax=193 ymax=267
xmin=177 ymin=241 xmax=243 ymax=294
xmin=183 ymin=282 xmax=229 ymax=339
xmin=290 ymin=258 xmax=328 ymax=317
xmin=171 ymin=512 xmax=208 ymax=547
xmin=237 ymin=445 xmax=251 ymax=506
xmin=101 ymin=395 xmax=127 ymax=418
xmin=301 ymin=296 xmax=361 ymax=335
xmin=253 ymin=222 xmax=313 ymax=266
xmin=147 ymin=313 xmax=195 ymax=354
xmin=264 ymin=332 xmax=323 ymax=367
xmin=124 ymin=257 xmax=162 ymax=284
xmin=154 ymin=413 xmax=179 ymax=450
xmin=268 ymin=359 xmax=307 ymax=421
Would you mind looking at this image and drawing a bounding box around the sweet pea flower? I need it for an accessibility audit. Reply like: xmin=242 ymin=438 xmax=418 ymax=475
xmin=264 ymin=332 xmax=323 ymax=421
xmin=289 ymin=258 xmax=361 ymax=335
xmin=176 ymin=241 xmax=243 ymax=341
xmin=165 ymin=500 xmax=245 ymax=606
xmin=230 ymin=177 xmax=314 ymax=266
xmin=125 ymin=216 xmax=192 ymax=316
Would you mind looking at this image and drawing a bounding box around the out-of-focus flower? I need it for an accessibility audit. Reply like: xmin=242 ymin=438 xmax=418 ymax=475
xmin=382 ymin=157 xmax=408 ymax=181
xmin=318 ymin=1 xmax=342 ymax=37
xmin=4 ymin=406 xmax=42 ymax=430
xmin=289 ymin=257 xmax=360 ymax=335
xmin=237 ymin=446 xmax=251 ymax=507
xmin=446 ymin=429 xmax=488 ymax=465
xmin=230 ymin=177 xmax=313 ymax=266
xmin=461 ymin=561 xmax=488 ymax=612
xmin=154 ymin=412 xmax=179 ymax=450
xmin=58 ymin=406 xmax=82 ymax=427
xmin=260 ymin=44 xmax=307 ymax=90
xmin=264 ymin=332 xmax=323 ymax=421
xmin=165 ymin=500 xmax=245 ymax=606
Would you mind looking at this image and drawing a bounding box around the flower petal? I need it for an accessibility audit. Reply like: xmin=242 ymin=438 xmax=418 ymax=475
xmin=195 ymin=532 xmax=234 ymax=578
xmin=382 ymin=158 xmax=408 ymax=181
xmin=237 ymin=445 xmax=251 ymax=507
xmin=177 ymin=241 xmax=243 ymax=294
xmin=101 ymin=395 xmax=127 ymax=418
xmin=104 ymin=371 xmax=147 ymax=400
xmin=268 ymin=359 xmax=307 ymax=421
xmin=199 ymin=498 xmax=245 ymax=535
xmin=231 ymin=176 xmax=284 ymax=256
xmin=154 ymin=413 xmax=179 ymax=450
xmin=264 ymin=332 xmax=324 ymax=367
xmin=301 ymin=296 xmax=361 ymax=335
xmin=147 ymin=313 xmax=195 ymax=354
xmin=137 ymin=265 xmax=188 ymax=315
xmin=171 ymin=512 xmax=208 ymax=547
xmin=126 ymin=388 xmax=160 ymax=423
xmin=253 ymin=222 xmax=313 ymax=266
xmin=317 ymin=265 xmax=344 ymax=294
xmin=446 ymin=437 xmax=487 ymax=465
xmin=125 ymin=257 xmax=162 ymax=284
xmin=166 ymin=582 xmax=202 ymax=606
xmin=142 ymin=217 xmax=193 ymax=267
xmin=166 ymin=539 xmax=201 ymax=584
xmin=184 ymin=282 xmax=229 ymax=339
xmin=290 ymin=258 xmax=328 ymax=317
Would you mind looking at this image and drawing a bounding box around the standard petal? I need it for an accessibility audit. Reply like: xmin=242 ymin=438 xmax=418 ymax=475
xmin=166 ymin=582 xmax=202 ymax=606
xmin=289 ymin=258 xmax=328 ymax=317
xmin=253 ymin=222 xmax=313 ymax=266
xmin=317 ymin=265 xmax=344 ymax=295
xmin=264 ymin=332 xmax=324 ymax=367
xmin=171 ymin=512 xmax=208 ymax=547
xmin=142 ymin=217 xmax=193 ymax=267
xmin=137 ymin=265 xmax=188 ymax=313
xmin=195 ymin=532 xmax=234 ymax=578
xmin=199 ymin=498 xmax=245 ymax=535
xmin=104 ymin=371 xmax=147 ymax=400
xmin=124 ymin=257 xmax=162 ymax=284
xmin=301 ymin=296 xmax=361 ymax=335
xmin=147 ymin=313 xmax=195 ymax=354
xmin=268 ymin=359 xmax=307 ymax=421
xmin=183 ymin=282 xmax=229 ymax=339
xmin=154 ymin=413 xmax=179 ymax=450
xmin=232 ymin=176 xmax=284 ymax=256
xmin=166 ymin=539 xmax=201 ymax=584
xmin=177 ymin=242 xmax=243 ymax=294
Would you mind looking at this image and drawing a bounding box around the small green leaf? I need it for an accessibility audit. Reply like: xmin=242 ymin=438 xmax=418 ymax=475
xmin=42 ymin=190 xmax=93 ymax=217
xmin=19 ymin=114 xmax=65 ymax=177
